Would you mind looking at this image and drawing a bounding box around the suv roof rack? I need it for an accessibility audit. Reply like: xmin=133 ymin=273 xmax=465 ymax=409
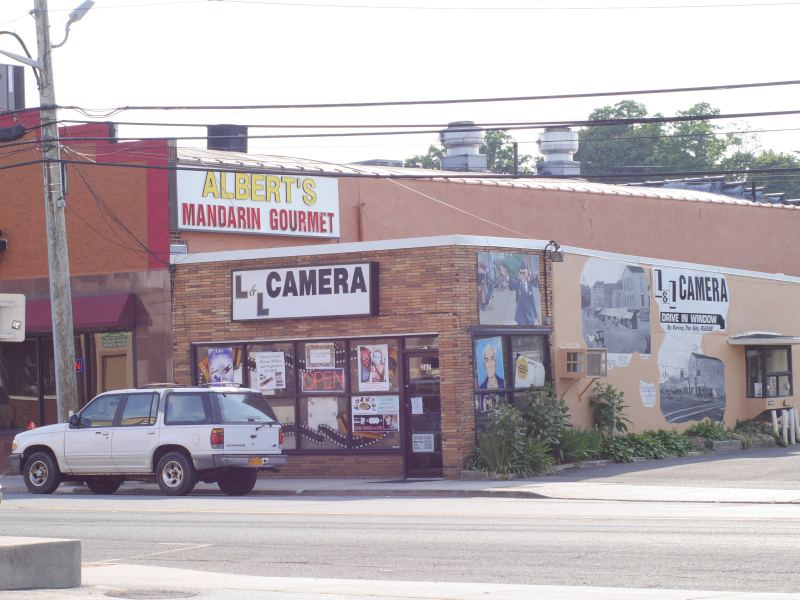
xmin=138 ymin=382 xmax=184 ymax=389
xmin=200 ymin=382 xmax=245 ymax=388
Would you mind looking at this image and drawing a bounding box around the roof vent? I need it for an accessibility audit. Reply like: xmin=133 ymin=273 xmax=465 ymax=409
xmin=207 ymin=124 xmax=248 ymax=153
xmin=439 ymin=121 xmax=487 ymax=172
xmin=537 ymin=127 xmax=580 ymax=176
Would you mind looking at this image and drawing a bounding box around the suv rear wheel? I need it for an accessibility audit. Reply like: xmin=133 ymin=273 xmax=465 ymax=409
xmin=156 ymin=451 xmax=197 ymax=496
xmin=23 ymin=451 xmax=62 ymax=494
xmin=217 ymin=469 xmax=258 ymax=496
xmin=85 ymin=477 xmax=123 ymax=495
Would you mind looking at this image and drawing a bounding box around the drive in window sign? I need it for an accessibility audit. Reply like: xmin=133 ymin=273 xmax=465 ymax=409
xmin=232 ymin=262 xmax=379 ymax=320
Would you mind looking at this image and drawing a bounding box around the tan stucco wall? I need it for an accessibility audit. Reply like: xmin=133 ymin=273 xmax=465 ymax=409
xmin=553 ymin=254 xmax=799 ymax=432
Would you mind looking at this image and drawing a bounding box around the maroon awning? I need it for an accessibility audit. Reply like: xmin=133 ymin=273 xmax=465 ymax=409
xmin=26 ymin=294 xmax=135 ymax=333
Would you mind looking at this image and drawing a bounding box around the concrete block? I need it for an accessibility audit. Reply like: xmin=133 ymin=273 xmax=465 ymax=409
xmin=711 ymin=440 xmax=743 ymax=453
xmin=0 ymin=536 xmax=81 ymax=590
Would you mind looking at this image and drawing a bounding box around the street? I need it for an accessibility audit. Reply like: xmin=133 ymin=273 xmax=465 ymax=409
xmin=2 ymin=492 xmax=800 ymax=594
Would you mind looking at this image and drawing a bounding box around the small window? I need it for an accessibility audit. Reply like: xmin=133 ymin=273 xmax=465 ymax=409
xmin=566 ymin=352 xmax=583 ymax=374
xmin=746 ymin=346 xmax=793 ymax=398
xmin=79 ymin=394 xmax=123 ymax=427
xmin=165 ymin=393 xmax=210 ymax=425
xmin=119 ymin=393 xmax=157 ymax=426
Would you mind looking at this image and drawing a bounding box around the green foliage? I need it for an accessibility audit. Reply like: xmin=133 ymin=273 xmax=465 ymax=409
xmin=557 ymin=427 xmax=604 ymax=463
xmin=404 ymin=144 xmax=444 ymax=169
xmin=468 ymin=404 xmax=553 ymax=477
xmin=576 ymin=100 xmax=739 ymax=181
xmin=719 ymin=149 xmax=800 ymax=199
xmin=684 ymin=418 xmax=733 ymax=441
xmin=733 ymin=418 xmax=776 ymax=436
xmin=518 ymin=383 xmax=571 ymax=447
xmin=601 ymin=430 xmax=695 ymax=463
xmin=589 ymin=382 xmax=630 ymax=438
xmin=482 ymin=130 xmax=534 ymax=175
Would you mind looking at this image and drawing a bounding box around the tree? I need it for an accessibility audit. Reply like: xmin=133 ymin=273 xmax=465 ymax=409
xmin=404 ymin=130 xmax=533 ymax=175
xmin=576 ymin=100 xmax=739 ymax=181
xmin=404 ymin=144 xmax=444 ymax=169
xmin=720 ymin=149 xmax=800 ymax=200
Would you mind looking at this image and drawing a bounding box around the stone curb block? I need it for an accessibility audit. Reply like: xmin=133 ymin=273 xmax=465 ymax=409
xmin=0 ymin=537 xmax=81 ymax=590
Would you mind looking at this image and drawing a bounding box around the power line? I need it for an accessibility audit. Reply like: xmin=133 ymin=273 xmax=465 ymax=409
xmin=61 ymin=79 xmax=800 ymax=113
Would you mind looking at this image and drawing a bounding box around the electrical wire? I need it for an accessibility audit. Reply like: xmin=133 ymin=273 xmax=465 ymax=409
xmin=61 ymin=79 xmax=800 ymax=113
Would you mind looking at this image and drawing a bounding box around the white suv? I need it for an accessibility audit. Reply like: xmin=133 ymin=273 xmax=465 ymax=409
xmin=9 ymin=384 xmax=286 ymax=496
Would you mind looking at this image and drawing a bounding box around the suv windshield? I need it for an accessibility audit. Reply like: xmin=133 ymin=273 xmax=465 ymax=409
xmin=214 ymin=392 xmax=279 ymax=424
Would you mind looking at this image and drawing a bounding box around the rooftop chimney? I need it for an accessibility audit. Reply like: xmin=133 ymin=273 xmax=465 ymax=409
xmin=207 ymin=124 xmax=248 ymax=153
xmin=439 ymin=121 xmax=487 ymax=172
xmin=537 ymin=127 xmax=579 ymax=176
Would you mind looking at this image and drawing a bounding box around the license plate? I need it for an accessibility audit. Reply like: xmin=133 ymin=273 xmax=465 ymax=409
xmin=249 ymin=456 xmax=267 ymax=466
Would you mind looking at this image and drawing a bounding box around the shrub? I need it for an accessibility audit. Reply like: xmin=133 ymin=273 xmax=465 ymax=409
xmin=557 ymin=427 xmax=604 ymax=463
xmin=518 ymin=383 xmax=571 ymax=447
xmin=684 ymin=418 xmax=733 ymax=441
xmin=590 ymin=382 xmax=630 ymax=438
xmin=467 ymin=404 xmax=553 ymax=476
xmin=601 ymin=430 xmax=695 ymax=463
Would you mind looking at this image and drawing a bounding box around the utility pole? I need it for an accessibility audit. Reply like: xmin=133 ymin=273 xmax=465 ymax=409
xmin=33 ymin=0 xmax=78 ymax=422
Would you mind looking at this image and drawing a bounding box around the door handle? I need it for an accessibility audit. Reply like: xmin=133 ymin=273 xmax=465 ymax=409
xmin=147 ymin=431 xmax=155 ymax=435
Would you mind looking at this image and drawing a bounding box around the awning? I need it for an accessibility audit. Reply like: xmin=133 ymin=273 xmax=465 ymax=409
xmin=728 ymin=332 xmax=800 ymax=346
xmin=26 ymin=294 xmax=135 ymax=333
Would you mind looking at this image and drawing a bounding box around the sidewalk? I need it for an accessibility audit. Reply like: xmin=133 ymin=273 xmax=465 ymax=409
xmin=4 ymin=451 xmax=800 ymax=504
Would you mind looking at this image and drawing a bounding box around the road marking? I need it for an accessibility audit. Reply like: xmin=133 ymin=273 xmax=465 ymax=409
xmin=86 ymin=542 xmax=213 ymax=566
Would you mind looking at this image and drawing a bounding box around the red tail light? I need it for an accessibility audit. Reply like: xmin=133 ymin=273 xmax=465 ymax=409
xmin=279 ymin=428 xmax=283 ymax=446
xmin=210 ymin=427 xmax=224 ymax=449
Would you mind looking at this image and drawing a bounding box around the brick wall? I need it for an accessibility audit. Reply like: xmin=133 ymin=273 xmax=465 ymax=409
xmin=172 ymin=244 xmax=549 ymax=479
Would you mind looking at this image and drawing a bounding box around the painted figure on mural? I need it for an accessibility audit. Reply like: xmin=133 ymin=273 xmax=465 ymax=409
xmin=507 ymin=264 xmax=540 ymax=325
xmin=478 ymin=343 xmax=504 ymax=390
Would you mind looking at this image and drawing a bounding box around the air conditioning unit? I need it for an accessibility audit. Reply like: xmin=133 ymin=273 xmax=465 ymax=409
xmin=558 ymin=347 xmax=607 ymax=379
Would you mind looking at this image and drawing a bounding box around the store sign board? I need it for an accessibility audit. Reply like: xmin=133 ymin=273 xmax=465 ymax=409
xmin=176 ymin=170 xmax=340 ymax=238
xmin=653 ymin=267 xmax=729 ymax=333
xmin=232 ymin=263 xmax=379 ymax=320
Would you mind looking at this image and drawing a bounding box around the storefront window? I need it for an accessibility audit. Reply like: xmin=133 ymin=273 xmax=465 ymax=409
xmin=299 ymin=396 xmax=349 ymax=450
xmin=266 ymin=396 xmax=297 ymax=450
xmin=349 ymin=339 xmax=399 ymax=393
xmin=195 ymin=345 xmax=244 ymax=385
xmin=746 ymin=346 xmax=793 ymax=398
xmin=246 ymin=342 xmax=296 ymax=395
xmin=405 ymin=336 xmax=438 ymax=350
xmin=298 ymin=341 xmax=346 ymax=394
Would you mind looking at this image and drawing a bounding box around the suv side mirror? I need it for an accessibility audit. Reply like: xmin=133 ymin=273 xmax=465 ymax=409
xmin=68 ymin=414 xmax=79 ymax=428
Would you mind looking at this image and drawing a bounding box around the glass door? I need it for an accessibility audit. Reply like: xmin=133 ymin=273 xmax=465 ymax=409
xmin=403 ymin=352 xmax=442 ymax=478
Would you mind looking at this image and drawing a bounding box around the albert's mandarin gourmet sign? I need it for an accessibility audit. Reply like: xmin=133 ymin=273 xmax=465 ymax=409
xmin=177 ymin=170 xmax=339 ymax=238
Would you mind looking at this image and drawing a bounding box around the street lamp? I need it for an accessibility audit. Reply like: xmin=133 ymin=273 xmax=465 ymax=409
xmin=0 ymin=0 xmax=94 ymax=422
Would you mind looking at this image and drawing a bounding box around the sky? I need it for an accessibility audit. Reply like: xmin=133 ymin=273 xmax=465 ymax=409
xmin=2 ymin=0 xmax=799 ymax=167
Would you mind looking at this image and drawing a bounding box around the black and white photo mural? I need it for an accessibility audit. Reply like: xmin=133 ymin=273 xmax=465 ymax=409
xmin=654 ymin=267 xmax=729 ymax=423
xmin=580 ymin=258 xmax=651 ymax=367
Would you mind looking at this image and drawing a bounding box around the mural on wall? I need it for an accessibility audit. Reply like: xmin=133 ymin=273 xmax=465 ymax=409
xmin=580 ymin=258 xmax=651 ymax=367
xmin=478 ymin=252 xmax=541 ymax=326
xmin=654 ymin=267 xmax=729 ymax=423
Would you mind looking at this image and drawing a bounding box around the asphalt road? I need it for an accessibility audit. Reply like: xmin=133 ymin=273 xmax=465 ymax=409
xmin=2 ymin=492 xmax=800 ymax=594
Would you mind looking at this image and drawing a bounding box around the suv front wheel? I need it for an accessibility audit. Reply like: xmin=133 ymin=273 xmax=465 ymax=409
xmin=23 ymin=451 xmax=62 ymax=494
xmin=156 ymin=451 xmax=197 ymax=496
xmin=217 ymin=469 xmax=258 ymax=496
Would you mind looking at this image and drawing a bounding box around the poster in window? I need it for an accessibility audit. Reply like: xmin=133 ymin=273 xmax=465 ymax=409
xmin=357 ymin=344 xmax=390 ymax=392
xmin=513 ymin=352 xmax=545 ymax=389
xmin=352 ymin=395 xmax=400 ymax=433
xmin=305 ymin=343 xmax=336 ymax=369
xmin=208 ymin=348 xmax=235 ymax=383
xmin=251 ymin=351 xmax=286 ymax=391
xmin=412 ymin=433 xmax=435 ymax=453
